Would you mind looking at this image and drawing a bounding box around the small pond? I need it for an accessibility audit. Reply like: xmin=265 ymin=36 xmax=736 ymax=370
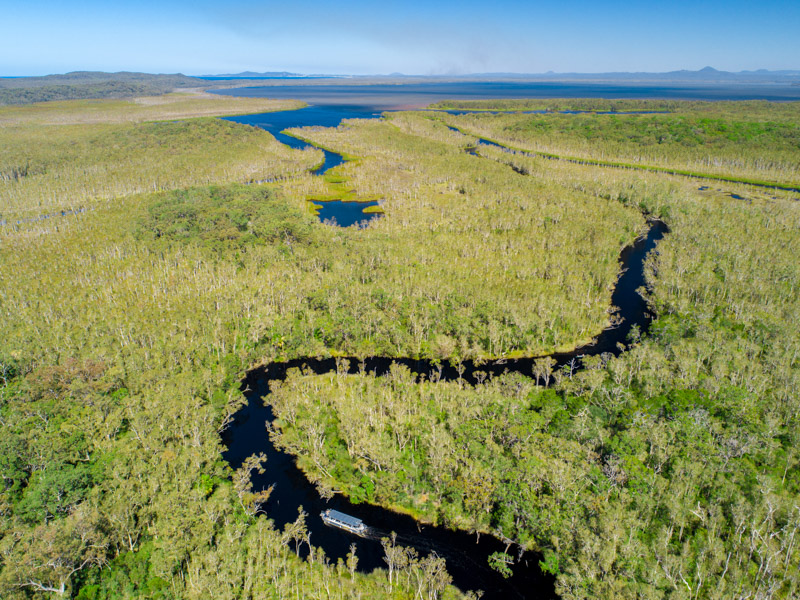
xmin=313 ymin=199 xmax=382 ymax=228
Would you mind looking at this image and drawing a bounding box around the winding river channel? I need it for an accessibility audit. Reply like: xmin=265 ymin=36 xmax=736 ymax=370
xmin=221 ymin=104 xmax=668 ymax=599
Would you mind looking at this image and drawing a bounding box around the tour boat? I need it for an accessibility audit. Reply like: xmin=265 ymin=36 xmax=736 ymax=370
xmin=320 ymin=509 xmax=368 ymax=535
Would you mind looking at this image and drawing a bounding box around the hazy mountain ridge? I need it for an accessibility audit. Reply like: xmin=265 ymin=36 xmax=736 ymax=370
xmin=0 ymin=71 xmax=200 ymax=89
xmin=2 ymin=68 xmax=798 ymax=106
xmin=200 ymin=67 xmax=800 ymax=86
xmin=375 ymin=67 xmax=800 ymax=83
xmin=4 ymin=68 xmax=799 ymax=87
xmin=201 ymin=71 xmax=303 ymax=77
xmin=0 ymin=72 xmax=208 ymax=105
xmin=530 ymin=66 xmax=800 ymax=82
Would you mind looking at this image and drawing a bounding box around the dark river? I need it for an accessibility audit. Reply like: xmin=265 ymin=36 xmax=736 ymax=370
xmin=214 ymin=79 xmax=796 ymax=593
xmin=220 ymin=96 xmax=671 ymax=598
xmin=222 ymin=223 xmax=665 ymax=599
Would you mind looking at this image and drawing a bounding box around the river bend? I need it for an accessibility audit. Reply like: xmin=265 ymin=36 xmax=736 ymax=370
xmin=222 ymin=104 xmax=668 ymax=599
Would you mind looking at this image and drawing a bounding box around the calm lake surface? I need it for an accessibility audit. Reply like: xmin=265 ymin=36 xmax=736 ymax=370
xmin=213 ymin=80 xmax=800 ymax=109
xmin=223 ymin=105 xmax=381 ymax=146
xmin=223 ymin=105 xmax=378 ymax=175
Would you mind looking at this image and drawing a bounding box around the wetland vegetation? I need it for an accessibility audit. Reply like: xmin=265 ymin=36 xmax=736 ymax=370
xmin=429 ymin=99 xmax=800 ymax=189
xmin=1 ymin=93 xmax=799 ymax=600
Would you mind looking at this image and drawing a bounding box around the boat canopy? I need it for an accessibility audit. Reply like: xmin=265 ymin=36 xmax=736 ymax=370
xmin=324 ymin=509 xmax=364 ymax=528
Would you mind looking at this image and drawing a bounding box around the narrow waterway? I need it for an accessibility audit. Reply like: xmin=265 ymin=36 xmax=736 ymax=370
xmin=223 ymin=106 xmax=363 ymax=172
xmin=221 ymin=104 xmax=668 ymax=598
xmin=223 ymin=223 xmax=665 ymax=599
xmin=224 ymin=106 xmax=385 ymax=224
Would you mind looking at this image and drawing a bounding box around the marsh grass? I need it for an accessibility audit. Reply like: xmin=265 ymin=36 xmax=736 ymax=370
xmin=0 ymin=94 xmax=320 ymax=221
xmin=431 ymin=100 xmax=800 ymax=189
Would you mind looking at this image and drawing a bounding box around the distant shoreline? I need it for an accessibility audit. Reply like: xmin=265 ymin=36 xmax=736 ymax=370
xmin=211 ymin=80 xmax=800 ymax=109
xmin=2 ymin=70 xmax=798 ymax=107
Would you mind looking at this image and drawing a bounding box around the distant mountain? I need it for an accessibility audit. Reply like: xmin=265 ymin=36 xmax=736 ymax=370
xmin=202 ymin=71 xmax=303 ymax=78
xmin=329 ymin=68 xmax=800 ymax=85
xmin=462 ymin=67 xmax=800 ymax=83
xmin=0 ymin=71 xmax=203 ymax=105
xmin=0 ymin=71 xmax=201 ymax=89
xmin=2 ymin=68 xmax=798 ymax=106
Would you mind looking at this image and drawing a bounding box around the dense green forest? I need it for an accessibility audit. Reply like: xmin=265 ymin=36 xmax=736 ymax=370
xmin=1 ymin=95 xmax=799 ymax=599
xmin=0 ymin=72 xmax=204 ymax=105
xmin=0 ymin=83 xmax=187 ymax=106
xmin=0 ymin=72 xmax=201 ymax=90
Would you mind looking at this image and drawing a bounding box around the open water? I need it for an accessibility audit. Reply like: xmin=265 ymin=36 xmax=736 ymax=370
xmin=213 ymin=80 xmax=800 ymax=108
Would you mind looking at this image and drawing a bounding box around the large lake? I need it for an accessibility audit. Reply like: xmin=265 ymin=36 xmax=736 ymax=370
xmin=212 ymin=80 xmax=800 ymax=109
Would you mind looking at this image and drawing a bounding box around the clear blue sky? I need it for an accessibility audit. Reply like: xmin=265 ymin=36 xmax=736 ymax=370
xmin=2 ymin=0 xmax=798 ymax=76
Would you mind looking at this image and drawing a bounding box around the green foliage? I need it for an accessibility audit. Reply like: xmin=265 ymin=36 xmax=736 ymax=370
xmin=487 ymin=552 xmax=514 ymax=578
xmin=75 ymin=544 xmax=174 ymax=600
xmin=430 ymin=97 xmax=800 ymax=123
xmin=0 ymin=71 xmax=200 ymax=91
xmin=267 ymin=152 xmax=800 ymax=597
xmin=279 ymin=111 xmax=642 ymax=358
xmin=136 ymin=184 xmax=317 ymax=250
xmin=538 ymin=551 xmax=560 ymax=576
xmin=16 ymin=462 xmax=95 ymax=524
xmin=2 ymin=95 xmax=800 ymax=600
xmin=0 ymin=82 xmax=170 ymax=106
xmin=0 ymin=72 xmax=204 ymax=106
xmin=346 ymin=474 xmax=378 ymax=505
xmin=0 ymin=355 xmax=21 ymax=383
xmin=0 ymin=96 xmax=318 ymax=222
xmin=0 ymin=428 xmax=27 ymax=500
xmin=435 ymin=101 xmax=800 ymax=187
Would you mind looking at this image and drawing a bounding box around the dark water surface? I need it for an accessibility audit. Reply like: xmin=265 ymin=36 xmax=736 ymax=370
xmin=223 ymin=105 xmax=380 ymax=176
xmin=313 ymin=199 xmax=381 ymax=228
xmin=224 ymin=106 xmax=385 ymax=225
xmin=223 ymin=218 xmax=666 ymax=597
xmin=213 ymin=80 xmax=800 ymax=108
xmin=219 ymin=91 xmax=674 ymax=597
xmin=224 ymin=369 xmax=556 ymax=600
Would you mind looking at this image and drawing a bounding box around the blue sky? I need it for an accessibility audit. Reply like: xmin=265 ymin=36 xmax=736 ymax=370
xmin=2 ymin=0 xmax=798 ymax=76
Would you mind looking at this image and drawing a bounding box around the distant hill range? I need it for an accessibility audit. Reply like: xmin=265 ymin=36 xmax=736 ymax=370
xmin=200 ymin=67 xmax=800 ymax=82
xmin=0 ymin=71 xmax=202 ymax=105
xmin=1 ymin=68 xmax=798 ymax=105
xmin=201 ymin=71 xmax=304 ymax=78
xmin=0 ymin=71 xmax=200 ymax=89
xmin=476 ymin=66 xmax=800 ymax=82
xmin=374 ymin=67 xmax=800 ymax=83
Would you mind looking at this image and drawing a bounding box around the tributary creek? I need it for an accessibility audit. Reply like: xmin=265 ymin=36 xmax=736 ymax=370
xmin=221 ymin=103 xmax=668 ymax=599
xmin=224 ymin=106 xmax=384 ymax=227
